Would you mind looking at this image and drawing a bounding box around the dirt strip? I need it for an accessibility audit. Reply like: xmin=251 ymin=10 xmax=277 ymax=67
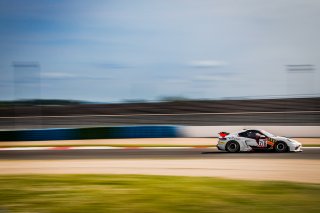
xmin=0 ymin=159 xmax=319 ymax=183
xmin=0 ymin=138 xmax=319 ymax=147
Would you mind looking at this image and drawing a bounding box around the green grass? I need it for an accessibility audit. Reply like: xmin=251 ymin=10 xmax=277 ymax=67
xmin=0 ymin=175 xmax=319 ymax=213
xmin=301 ymin=144 xmax=320 ymax=147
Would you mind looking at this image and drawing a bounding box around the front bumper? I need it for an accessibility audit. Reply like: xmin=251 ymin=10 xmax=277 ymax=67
xmin=288 ymin=141 xmax=303 ymax=152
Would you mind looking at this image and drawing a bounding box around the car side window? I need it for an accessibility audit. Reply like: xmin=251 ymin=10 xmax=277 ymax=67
xmin=239 ymin=130 xmax=260 ymax=139
xmin=247 ymin=131 xmax=257 ymax=139
xmin=238 ymin=131 xmax=248 ymax=137
xmin=251 ymin=130 xmax=265 ymax=137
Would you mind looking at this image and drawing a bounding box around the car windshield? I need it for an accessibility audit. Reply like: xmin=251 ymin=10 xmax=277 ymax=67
xmin=260 ymin=130 xmax=275 ymax=137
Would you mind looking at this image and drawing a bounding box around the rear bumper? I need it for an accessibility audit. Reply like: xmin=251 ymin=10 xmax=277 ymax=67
xmin=217 ymin=144 xmax=223 ymax=150
xmin=217 ymin=143 xmax=226 ymax=151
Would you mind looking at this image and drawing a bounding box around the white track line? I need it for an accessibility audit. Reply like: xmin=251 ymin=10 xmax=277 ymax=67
xmin=0 ymin=110 xmax=319 ymax=119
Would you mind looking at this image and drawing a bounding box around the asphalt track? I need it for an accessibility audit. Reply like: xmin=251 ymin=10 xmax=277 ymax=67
xmin=0 ymin=147 xmax=319 ymax=160
xmin=1 ymin=147 xmax=319 ymax=183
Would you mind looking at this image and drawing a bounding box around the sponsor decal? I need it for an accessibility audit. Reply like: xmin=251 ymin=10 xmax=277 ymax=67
xmin=267 ymin=138 xmax=276 ymax=148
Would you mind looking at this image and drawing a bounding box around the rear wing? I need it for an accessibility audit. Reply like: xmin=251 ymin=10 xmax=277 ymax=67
xmin=218 ymin=132 xmax=229 ymax=138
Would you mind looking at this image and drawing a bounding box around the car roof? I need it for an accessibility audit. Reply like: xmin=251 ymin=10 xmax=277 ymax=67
xmin=242 ymin=128 xmax=263 ymax=131
xmin=238 ymin=129 xmax=265 ymax=133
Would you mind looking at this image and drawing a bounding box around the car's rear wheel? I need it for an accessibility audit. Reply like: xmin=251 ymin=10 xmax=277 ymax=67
xmin=226 ymin=141 xmax=240 ymax=153
xmin=274 ymin=141 xmax=289 ymax=153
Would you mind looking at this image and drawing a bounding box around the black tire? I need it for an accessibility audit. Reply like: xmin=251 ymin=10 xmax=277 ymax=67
xmin=226 ymin=141 xmax=240 ymax=153
xmin=274 ymin=141 xmax=289 ymax=153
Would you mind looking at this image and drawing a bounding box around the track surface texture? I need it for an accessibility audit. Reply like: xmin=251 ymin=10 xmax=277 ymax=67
xmin=1 ymin=147 xmax=319 ymax=183
xmin=0 ymin=147 xmax=319 ymax=160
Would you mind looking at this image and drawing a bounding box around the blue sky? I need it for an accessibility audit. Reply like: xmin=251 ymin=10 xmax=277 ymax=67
xmin=0 ymin=0 xmax=319 ymax=102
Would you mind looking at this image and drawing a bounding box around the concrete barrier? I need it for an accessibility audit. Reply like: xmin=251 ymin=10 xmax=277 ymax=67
xmin=179 ymin=126 xmax=320 ymax=138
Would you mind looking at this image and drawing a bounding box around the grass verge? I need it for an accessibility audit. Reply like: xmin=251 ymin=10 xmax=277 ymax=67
xmin=0 ymin=175 xmax=319 ymax=213
xmin=301 ymin=144 xmax=320 ymax=147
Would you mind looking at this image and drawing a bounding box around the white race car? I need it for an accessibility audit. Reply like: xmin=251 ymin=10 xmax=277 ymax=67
xmin=217 ymin=129 xmax=302 ymax=153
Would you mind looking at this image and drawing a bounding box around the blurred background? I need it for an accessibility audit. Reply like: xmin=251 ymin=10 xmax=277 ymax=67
xmin=0 ymin=0 xmax=319 ymax=129
xmin=0 ymin=2 xmax=320 ymax=212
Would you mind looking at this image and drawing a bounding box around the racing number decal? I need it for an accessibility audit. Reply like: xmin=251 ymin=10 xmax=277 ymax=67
xmin=258 ymin=137 xmax=276 ymax=148
xmin=258 ymin=138 xmax=267 ymax=147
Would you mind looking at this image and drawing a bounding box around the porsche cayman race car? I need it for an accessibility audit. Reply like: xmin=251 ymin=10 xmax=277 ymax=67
xmin=217 ymin=129 xmax=302 ymax=153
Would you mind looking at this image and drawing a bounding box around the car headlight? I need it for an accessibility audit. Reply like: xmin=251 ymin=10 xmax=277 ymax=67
xmin=287 ymin=138 xmax=297 ymax=143
xmin=288 ymin=139 xmax=301 ymax=145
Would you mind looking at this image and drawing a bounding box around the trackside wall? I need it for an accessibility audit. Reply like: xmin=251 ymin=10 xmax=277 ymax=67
xmin=0 ymin=126 xmax=319 ymax=141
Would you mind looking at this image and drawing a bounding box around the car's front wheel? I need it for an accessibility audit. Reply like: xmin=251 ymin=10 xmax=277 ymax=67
xmin=226 ymin=141 xmax=240 ymax=153
xmin=274 ymin=141 xmax=289 ymax=153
